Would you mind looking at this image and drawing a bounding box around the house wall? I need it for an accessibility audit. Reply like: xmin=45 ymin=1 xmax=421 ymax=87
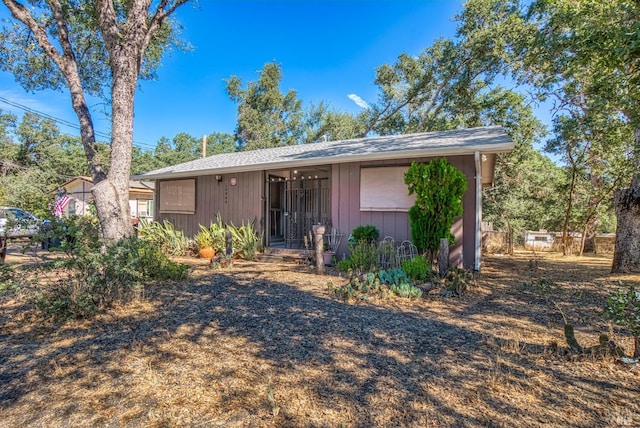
xmin=63 ymin=180 xmax=92 ymax=216
xmin=129 ymin=189 xmax=154 ymax=220
xmin=153 ymin=155 xmax=478 ymax=268
xmin=523 ymin=231 xmax=555 ymax=250
xmin=155 ymin=171 xmax=264 ymax=238
xmin=331 ymin=155 xmax=477 ymax=269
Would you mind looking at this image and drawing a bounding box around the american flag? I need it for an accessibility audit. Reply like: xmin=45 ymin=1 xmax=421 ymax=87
xmin=54 ymin=194 xmax=71 ymax=218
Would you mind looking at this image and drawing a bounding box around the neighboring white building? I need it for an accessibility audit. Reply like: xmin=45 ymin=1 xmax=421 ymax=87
xmin=55 ymin=176 xmax=155 ymax=221
xmin=524 ymin=230 xmax=616 ymax=253
xmin=523 ymin=230 xmax=556 ymax=250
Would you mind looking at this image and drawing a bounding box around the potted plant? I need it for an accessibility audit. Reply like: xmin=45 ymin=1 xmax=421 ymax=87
xmin=323 ymin=247 xmax=335 ymax=266
xmin=195 ymin=225 xmax=215 ymax=259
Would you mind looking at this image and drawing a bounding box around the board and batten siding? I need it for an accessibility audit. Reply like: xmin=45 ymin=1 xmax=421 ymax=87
xmin=155 ymin=171 xmax=264 ymax=238
xmin=331 ymin=155 xmax=477 ymax=269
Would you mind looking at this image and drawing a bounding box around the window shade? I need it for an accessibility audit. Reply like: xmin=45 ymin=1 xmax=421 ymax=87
xmin=159 ymin=179 xmax=196 ymax=214
xmin=360 ymin=167 xmax=415 ymax=212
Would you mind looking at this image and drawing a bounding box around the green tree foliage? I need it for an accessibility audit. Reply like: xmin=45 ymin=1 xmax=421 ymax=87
xmin=303 ymin=102 xmax=366 ymax=143
xmin=226 ymin=62 xmax=365 ymax=150
xmin=404 ymin=159 xmax=468 ymax=258
xmin=546 ymin=108 xmax=632 ymax=254
xmin=205 ymin=132 xmax=236 ymax=155
xmin=363 ymin=0 xmax=521 ymax=136
xmin=483 ymin=142 xmax=565 ymax=252
xmin=485 ymin=0 xmax=640 ymax=270
xmin=226 ymin=62 xmax=305 ymax=150
xmin=0 ymin=0 xmax=191 ymax=241
xmin=130 ymin=132 xmax=236 ymax=175
xmin=154 ymin=133 xmax=201 ymax=166
xmin=0 ymin=109 xmax=18 ymax=176
xmin=0 ymin=112 xmax=101 ymax=215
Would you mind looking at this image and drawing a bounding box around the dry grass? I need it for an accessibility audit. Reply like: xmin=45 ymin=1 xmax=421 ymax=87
xmin=1 ymin=248 xmax=639 ymax=427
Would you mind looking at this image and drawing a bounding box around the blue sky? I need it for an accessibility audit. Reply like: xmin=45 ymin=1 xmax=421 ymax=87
xmin=0 ymin=1 xmax=464 ymax=151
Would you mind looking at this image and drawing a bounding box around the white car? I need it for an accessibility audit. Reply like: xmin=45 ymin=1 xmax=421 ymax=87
xmin=0 ymin=207 xmax=40 ymax=238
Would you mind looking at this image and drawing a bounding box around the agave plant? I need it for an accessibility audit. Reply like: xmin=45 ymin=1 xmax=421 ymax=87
xmin=227 ymin=220 xmax=263 ymax=260
xmin=137 ymin=219 xmax=191 ymax=256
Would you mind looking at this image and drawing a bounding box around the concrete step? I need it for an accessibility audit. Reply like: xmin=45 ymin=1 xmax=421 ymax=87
xmin=258 ymin=247 xmax=310 ymax=264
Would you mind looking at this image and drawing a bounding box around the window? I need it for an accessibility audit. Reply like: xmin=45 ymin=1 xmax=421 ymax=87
xmin=360 ymin=166 xmax=416 ymax=212
xmin=159 ymin=179 xmax=196 ymax=214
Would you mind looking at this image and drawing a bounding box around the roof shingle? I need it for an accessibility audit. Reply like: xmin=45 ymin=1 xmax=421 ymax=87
xmin=137 ymin=126 xmax=513 ymax=180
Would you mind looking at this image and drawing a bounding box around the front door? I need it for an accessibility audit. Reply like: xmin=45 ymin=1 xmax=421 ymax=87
xmin=268 ymin=178 xmax=285 ymax=245
xmin=267 ymin=174 xmax=330 ymax=248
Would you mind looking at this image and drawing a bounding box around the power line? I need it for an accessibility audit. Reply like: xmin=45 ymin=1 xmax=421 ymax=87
xmin=0 ymin=96 xmax=157 ymax=150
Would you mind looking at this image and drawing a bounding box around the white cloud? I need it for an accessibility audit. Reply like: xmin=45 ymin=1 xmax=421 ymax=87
xmin=0 ymin=89 xmax=61 ymax=116
xmin=347 ymin=93 xmax=370 ymax=110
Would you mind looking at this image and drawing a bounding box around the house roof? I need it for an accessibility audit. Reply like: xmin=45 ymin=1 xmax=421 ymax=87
xmin=136 ymin=126 xmax=514 ymax=181
xmin=56 ymin=176 xmax=155 ymax=193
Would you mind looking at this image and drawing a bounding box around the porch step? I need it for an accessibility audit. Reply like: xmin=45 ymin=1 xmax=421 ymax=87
xmin=257 ymin=247 xmax=310 ymax=264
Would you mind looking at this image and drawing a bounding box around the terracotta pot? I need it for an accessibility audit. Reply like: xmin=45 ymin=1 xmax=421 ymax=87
xmin=199 ymin=246 xmax=215 ymax=259
xmin=323 ymin=251 xmax=335 ymax=266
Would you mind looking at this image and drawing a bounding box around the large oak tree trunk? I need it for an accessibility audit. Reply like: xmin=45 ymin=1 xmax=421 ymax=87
xmin=611 ymin=178 xmax=640 ymax=273
xmin=92 ymin=54 xmax=137 ymax=240
xmin=612 ymin=128 xmax=640 ymax=273
xmin=3 ymin=0 xmax=189 ymax=240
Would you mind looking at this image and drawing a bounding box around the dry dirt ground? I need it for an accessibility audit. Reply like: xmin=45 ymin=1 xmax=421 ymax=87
xmin=1 ymin=245 xmax=639 ymax=427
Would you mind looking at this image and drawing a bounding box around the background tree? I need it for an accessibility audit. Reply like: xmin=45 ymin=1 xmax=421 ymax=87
xmin=0 ymin=109 xmax=19 ymax=177
xmin=489 ymin=0 xmax=640 ymax=271
xmin=362 ymin=0 xmax=521 ymax=136
xmin=0 ymin=112 xmax=97 ymax=215
xmin=226 ymin=62 xmax=304 ymax=151
xmin=303 ymin=102 xmax=366 ymax=143
xmin=0 ymin=0 xmax=191 ymax=240
xmin=130 ymin=131 xmax=235 ymax=175
xmin=227 ymin=62 xmax=365 ymax=149
xmin=205 ymin=132 xmax=236 ymax=155
xmin=545 ymin=107 xmax=632 ymax=255
xmin=153 ymin=133 xmax=200 ymax=166
xmin=483 ymin=141 xmax=565 ymax=254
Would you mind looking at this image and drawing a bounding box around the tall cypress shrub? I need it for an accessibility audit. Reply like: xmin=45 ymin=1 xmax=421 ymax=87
xmin=404 ymin=159 xmax=468 ymax=260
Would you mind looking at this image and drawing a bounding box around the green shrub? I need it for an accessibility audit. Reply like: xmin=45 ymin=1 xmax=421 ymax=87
xmin=194 ymin=225 xmax=215 ymax=249
xmin=605 ymin=284 xmax=640 ymax=358
xmin=34 ymin=232 xmax=188 ymax=321
xmin=404 ymin=159 xmax=467 ymax=259
xmin=343 ymin=240 xmax=379 ymax=273
xmin=336 ymin=258 xmax=353 ymax=272
xmin=350 ymin=224 xmax=380 ymax=243
xmin=402 ymin=256 xmax=434 ymax=282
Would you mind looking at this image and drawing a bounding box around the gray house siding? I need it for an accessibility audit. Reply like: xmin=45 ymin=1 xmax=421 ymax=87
xmin=156 ymin=170 xmax=264 ymax=237
xmin=155 ymin=156 xmax=477 ymax=269
xmin=330 ymin=155 xmax=476 ymax=269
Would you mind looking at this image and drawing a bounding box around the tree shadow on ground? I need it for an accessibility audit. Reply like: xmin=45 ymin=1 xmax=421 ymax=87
xmin=0 ymin=257 xmax=639 ymax=427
